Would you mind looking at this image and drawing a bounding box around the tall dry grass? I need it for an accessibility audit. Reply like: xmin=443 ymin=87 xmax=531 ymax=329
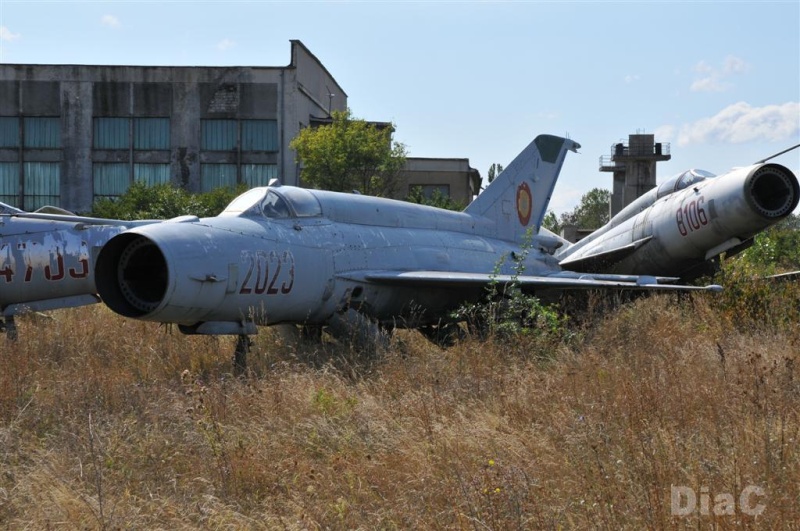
xmin=1 ymin=281 xmax=798 ymax=529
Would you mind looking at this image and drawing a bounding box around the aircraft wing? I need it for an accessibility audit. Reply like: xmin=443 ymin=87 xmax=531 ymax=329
xmin=2 ymin=210 xmax=160 ymax=227
xmin=0 ymin=201 xmax=22 ymax=214
xmin=558 ymin=236 xmax=652 ymax=272
xmin=345 ymin=270 xmax=721 ymax=292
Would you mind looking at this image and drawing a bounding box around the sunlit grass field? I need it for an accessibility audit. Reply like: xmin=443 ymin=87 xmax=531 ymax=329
xmin=1 ymin=273 xmax=799 ymax=529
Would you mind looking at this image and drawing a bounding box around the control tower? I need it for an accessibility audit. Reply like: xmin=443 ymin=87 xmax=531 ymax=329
xmin=599 ymin=133 xmax=671 ymax=216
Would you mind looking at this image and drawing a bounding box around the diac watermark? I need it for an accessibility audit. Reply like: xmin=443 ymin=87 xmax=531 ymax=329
xmin=671 ymin=485 xmax=766 ymax=517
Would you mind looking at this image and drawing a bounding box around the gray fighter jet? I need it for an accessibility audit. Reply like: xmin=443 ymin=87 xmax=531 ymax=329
xmin=0 ymin=203 xmax=158 ymax=338
xmin=92 ymin=134 xmax=720 ymax=365
xmin=556 ymin=146 xmax=799 ymax=279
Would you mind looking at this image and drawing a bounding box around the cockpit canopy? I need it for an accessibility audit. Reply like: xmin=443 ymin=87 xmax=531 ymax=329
xmin=220 ymin=186 xmax=322 ymax=219
xmin=656 ymin=169 xmax=716 ymax=199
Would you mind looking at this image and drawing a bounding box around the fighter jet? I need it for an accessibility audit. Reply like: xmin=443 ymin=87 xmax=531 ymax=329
xmin=556 ymin=146 xmax=800 ymax=279
xmin=0 ymin=204 xmax=157 ymax=338
xmin=93 ymin=134 xmax=721 ymax=367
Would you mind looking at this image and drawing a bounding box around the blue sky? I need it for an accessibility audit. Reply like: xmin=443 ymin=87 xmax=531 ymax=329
xmin=1 ymin=0 xmax=798 ymax=214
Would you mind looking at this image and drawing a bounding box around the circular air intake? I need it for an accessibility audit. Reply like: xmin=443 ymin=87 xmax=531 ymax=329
xmin=116 ymin=236 xmax=168 ymax=313
xmin=746 ymin=164 xmax=800 ymax=219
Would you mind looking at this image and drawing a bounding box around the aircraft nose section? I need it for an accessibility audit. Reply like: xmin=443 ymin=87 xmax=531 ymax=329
xmin=746 ymin=164 xmax=799 ymax=219
xmin=96 ymin=232 xmax=169 ymax=318
xmin=115 ymin=234 xmax=169 ymax=314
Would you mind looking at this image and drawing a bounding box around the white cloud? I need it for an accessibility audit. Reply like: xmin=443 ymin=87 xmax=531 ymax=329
xmin=0 ymin=26 xmax=21 ymax=42
xmin=217 ymin=38 xmax=236 ymax=51
xmin=690 ymin=55 xmax=749 ymax=93
xmin=653 ymin=124 xmax=676 ymax=143
xmin=101 ymin=15 xmax=120 ymax=28
xmin=690 ymin=76 xmax=728 ymax=93
xmin=723 ymin=55 xmax=748 ymax=74
xmin=674 ymin=101 xmax=800 ymax=146
xmin=624 ymin=74 xmax=640 ymax=84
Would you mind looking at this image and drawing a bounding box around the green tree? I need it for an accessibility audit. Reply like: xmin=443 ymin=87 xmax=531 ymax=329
xmin=541 ymin=211 xmax=559 ymax=233
xmin=739 ymin=213 xmax=800 ymax=272
xmin=405 ymin=186 xmax=463 ymax=211
xmin=556 ymin=188 xmax=611 ymax=233
xmin=487 ymin=163 xmax=504 ymax=186
xmin=290 ymin=109 xmax=407 ymax=196
xmin=92 ymin=182 xmax=243 ymax=220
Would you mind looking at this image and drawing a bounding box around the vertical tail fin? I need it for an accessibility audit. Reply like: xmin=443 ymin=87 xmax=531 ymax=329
xmin=465 ymin=134 xmax=580 ymax=242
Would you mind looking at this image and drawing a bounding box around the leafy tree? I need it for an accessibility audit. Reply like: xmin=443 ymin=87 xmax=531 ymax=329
xmin=92 ymin=182 xmax=243 ymax=220
xmin=541 ymin=211 xmax=559 ymax=232
xmin=546 ymin=188 xmax=611 ymax=234
xmin=487 ymin=163 xmax=504 ymax=186
xmin=290 ymin=109 xmax=407 ymax=196
xmin=405 ymin=186 xmax=464 ymax=211
xmin=738 ymin=213 xmax=800 ymax=272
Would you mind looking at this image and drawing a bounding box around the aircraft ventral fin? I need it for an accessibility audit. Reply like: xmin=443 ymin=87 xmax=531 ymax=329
xmin=346 ymin=270 xmax=721 ymax=292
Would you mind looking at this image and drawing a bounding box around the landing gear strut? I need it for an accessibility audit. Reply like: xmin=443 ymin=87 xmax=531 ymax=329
xmin=233 ymin=334 xmax=252 ymax=376
xmin=1 ymin=317 xmax=17 ymax=341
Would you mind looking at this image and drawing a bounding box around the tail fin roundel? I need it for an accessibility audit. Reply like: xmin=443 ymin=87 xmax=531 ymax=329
xmin=465 ymin=134 xmax=580 ymax=242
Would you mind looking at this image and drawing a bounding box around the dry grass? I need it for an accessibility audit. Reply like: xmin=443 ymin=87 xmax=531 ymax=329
xmin=1 ymin=285 xmax=799 ymax=529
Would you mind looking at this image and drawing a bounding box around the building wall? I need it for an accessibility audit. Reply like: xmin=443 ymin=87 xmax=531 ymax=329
xmin=400 ymin=157 xmax=480 ymax=206
xmin=0 ymin=41 xmax=347 ymax=213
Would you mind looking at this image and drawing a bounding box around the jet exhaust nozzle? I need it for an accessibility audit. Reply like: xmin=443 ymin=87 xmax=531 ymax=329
xmin=96 ymin=233 xmax=169 ymax=318
xmin=745 ymin=164 xmax=799 ymax=220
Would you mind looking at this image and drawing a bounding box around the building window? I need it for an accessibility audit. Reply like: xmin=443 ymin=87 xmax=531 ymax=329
xmin=201 ymin=164 xmax=237 ymax=192
xmin=0 ymin=117 xmax=63 ymax=148
xmin=94 ymin=117 xmax=129 ymax=149
xmin=202 ymin=120 xmax=238 ymax=151
xmin=24 ymin=162 xmax=60 ymax=210
xmin=93 ymin=162 xmax=130 ymax=199
xmin=134 ymin=163 xmax=170 ymax=186
xmin=241 ymin=120 xmax=278 ymax=152
xmin=242 ymin=164 xmax=278 ymax=187
xmin=201 ymin=119 xmax=278 ymax=152
xmin=0 ymin=117 xmax=20 ymax=148
xmin=0 ymin=162 xmax=19 ymax=206
xmin=94 ymin=117 xmax=170 ymax=150
xmin=24 ymin=117 xmax=61 ymax=149
xmin=134 ymin=118 xmax=170 ymax=150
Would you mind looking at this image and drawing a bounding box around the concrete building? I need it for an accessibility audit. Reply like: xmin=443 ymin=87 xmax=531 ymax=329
xmin=0 ymin=40 xmax=348 ymax=212
xmin=0 ymin=40 xmax=480 ymax=213
xmin=400 ymin=157 xmax=481 ymax=207
xmin=599 ymin=133 xmax=671 ymax=216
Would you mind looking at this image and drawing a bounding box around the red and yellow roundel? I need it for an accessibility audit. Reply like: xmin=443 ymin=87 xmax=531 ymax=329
xmin=516 ymin=182 xmax=533 ymax=226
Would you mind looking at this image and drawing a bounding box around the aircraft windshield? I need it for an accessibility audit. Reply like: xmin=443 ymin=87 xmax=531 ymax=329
xmin=220 ymin=188 xmax=268 ymax=216
xmin=277 ymin=187 xmax=322 ymax=217
xmin=219 ymin=186 xmax=322 ymax=219
xmin=262 ymin=190 xmax=291 ymax=218
xmin=656 ymin=169 xmax=716 ymax=199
